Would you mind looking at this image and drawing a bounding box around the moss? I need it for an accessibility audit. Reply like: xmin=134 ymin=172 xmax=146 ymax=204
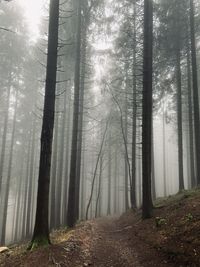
xmin=155 ymin=217 xmax=167 ymax=228
xmin=27 ymin=236 xmax=50 ymax=251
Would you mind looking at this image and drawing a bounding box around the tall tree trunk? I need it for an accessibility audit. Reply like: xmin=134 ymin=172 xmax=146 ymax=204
xmin=26 ymin=118 xmax=36 ymax=237
xmin=22 ymin=131 xmax=32 ymax=239
xmin=124 ymin=77 xmax=129 ymax=210
xmin=131 ymin=1 xmax=137 ymax=208
xmin=142 ymin=0 xmax=153 ymax=219
xmin=62 ymin=89 xmax=72 ymax=224
xmin=56 ymin=96 xmax=66 ymax=227
xmin=176 ymin=48 xmax=184 ymax=191
xmin=86 ymin=120 xmax=108 ymax=220
xmin=107 ymin=130 xmax=112 ymax=215
xmin=0 ymin=83 xmax=11 ymax=194
xmin=151 ymin=122 xmax=156 ymax=200
xmin=56 ymin=88 xmax=67 ymax=226
xmin=113 ymin=146 xmax=118 ymax=214
xmin=80 ymin=134 xmax=86 ymax=219
xmin=30 ymin=0 xmax=59 ymax=248
xmin=50 ymin=108 xmax=59 ymax=230
xmin=162 ymin=95 xmax=167 ymax=196
xmin=190 ymin=0 xmax=200 ymax=186
xmin=14 ymin=155 xmax=25 ymax=241
xmin=0 ymin=90 xmax=18 ymax=245
xmin=75 ymin=26 xmax=87 ymax=221
xmin=67 ymin=0 xmax=82 ymax=228
xmin=95 ymin=152 xmax=103 ymax=218
xmin=187 ymin=47 xmax=195 ymax=187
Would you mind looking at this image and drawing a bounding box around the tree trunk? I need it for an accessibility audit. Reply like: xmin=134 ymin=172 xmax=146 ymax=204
xmin=162 ymin=95 xmax=167 ymax=196
xmin=107 ymin=130 xmax=112 ymax=215
xmin=142 ymin=0 xmax=153 ymax=219
xmin=14 ymin=154 xmax=25 ymax=241
xmin=80 ymin=134 xmax=86 ymax=219
xmin=30 ymin=0 xmax=59 ymax=248
xmin=113 ymin=146 xmax=118 ymax=214
xmin=124 ymin=77 xmax=129 ymax=210
xmin=62 ymin=88 xmax=72 ymax=225
xmin=176 ymin=48 xmax=184 ymax=191
xmin=86 ymin=120 xmax=108 ymax=220
xmin=95 ymin=152 xmax=103 ymax=218
xmin=26 ymin=118 xmax=36 ymax=237
xmin=21 ymin=130 xmax=32 ymax=239
xmin=0 ymin=90 xmax=18 ymax=245
xmin=187 ymin=47 xmax=195 ymax=187
xmin=75 ymin=24 xmax=87 ymax=221
xmin=50 ymin=107 xmax=59 ymax=230
xmin=0 ymin=83 xmax=11 ymax=194
xmin=67 ymin=0 xmax=82 ymax=228
xmin=190 ymin=0 xmax=200 ymax=186
xmin=151 ymin=122 xmax=156 ymax=200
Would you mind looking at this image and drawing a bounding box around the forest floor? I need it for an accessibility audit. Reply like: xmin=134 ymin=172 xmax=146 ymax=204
xmin=0 ymin=189 xmax=200 ymax=267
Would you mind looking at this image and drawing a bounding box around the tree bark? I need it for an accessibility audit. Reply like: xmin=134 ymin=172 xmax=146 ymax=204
xmin=75 ymin=23 xmax=87 ymax=221
xmin=131 ymin=0 xmax=137 ymax=208
xmin=190 ymin=0 xmax=200 ymax=185
xmin=86 ymin=120 xmax=108 ymax=220
xmin=176 ymin=48 xmax=184 ymax=191
xmin=67 ymin=0 xmax=82 ymax=228
xmin=50 ymin=107 xmax=59 ymax=230
xmin=187 ymin=47 xmax=195 ymax=187
xmin=30 ymin=0 xmax=59 ymax=248
xmin=0 ymin=90 xmax=18 ymax=245
xmin=107 ymin=130 xmax=112 ymax=215
xmin=0 ymin=82 xmax=11 ymax=194
xmin=142 ymin=0 xmax=153 ymax=219
xmin=26 ymin=117 xmax=36 ymax=237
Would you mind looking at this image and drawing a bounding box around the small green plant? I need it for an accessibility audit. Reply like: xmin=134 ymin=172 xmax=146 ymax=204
xmin=155 ymin=217 xmax=167 ymax=228
xmin=185 ymin=213 xmax=193 ymax=222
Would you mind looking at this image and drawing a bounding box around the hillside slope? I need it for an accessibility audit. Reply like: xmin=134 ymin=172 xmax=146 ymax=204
xmin=0 ymin=189 xmax=200 ymax=266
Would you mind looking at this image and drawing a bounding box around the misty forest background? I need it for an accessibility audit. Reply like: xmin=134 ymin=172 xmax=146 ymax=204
xmin=0 ymin=0 xmax=200 ymax=246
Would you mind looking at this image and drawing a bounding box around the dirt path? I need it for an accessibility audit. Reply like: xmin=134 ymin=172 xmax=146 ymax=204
xmin=0 ymin=216 xmax=176 ymax=267
xmin=80 ymin=216 xmax=174 ymax=267
xmin=85 ymin=217 xmax=142 ymax=267
xmin=2 ymin=191 xmax=200 ymax=266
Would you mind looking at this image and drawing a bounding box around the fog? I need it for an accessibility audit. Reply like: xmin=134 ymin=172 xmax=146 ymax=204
xmin=0 ymin=0 xmax=199 ymax=246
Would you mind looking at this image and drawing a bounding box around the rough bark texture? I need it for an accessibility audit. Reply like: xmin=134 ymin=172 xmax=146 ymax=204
xmin=190 ymin=0 xmax=200 ymax=185
xmin=62 ymin=89 xmax=71 ymax=225
xmin=50 ymin=109 xmax=59 ymax=229
xmin=187 ymin=48 xmax=195 ymax=187
xmin=107 ymin=130 xmax=112 ymax=215
xmin=176 ymin=48 xmax=184 ymax=191
xmin=124 ymin=76 xmax=129 ymax=210
xmin=67 ymin=0 xmax=82 ymax=228
xmin=131 ymin=0 xmax=137 ymax=208
xmin=30 ymin=0 xmax=59 ymax=248
xmin=75 ymin=23 xmax=87 ymax=220
xmin=142 ymin=0 xmax=153 ymax=219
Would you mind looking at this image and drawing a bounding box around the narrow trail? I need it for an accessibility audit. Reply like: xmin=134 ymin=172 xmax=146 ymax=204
xmin=86 ymin=217 xmax=142 ymax=267
xmin=2 ymin=192 xmax=200 ymax=267
xmin=0 ymin=215 xmax=176 ymax=267
xmin=79 ymin=216 xmax=173 ymax=267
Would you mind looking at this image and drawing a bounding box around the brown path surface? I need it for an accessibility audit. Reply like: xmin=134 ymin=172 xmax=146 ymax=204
xmin=83 ymin=216 xmax=174 ymax=267
xmin=2 ymin=190 xmax=200 ymax=267
xmin=0 ymin=216 xmax=174 ymax=267
xmin=86 ymin=217 xmax=143 ymax=267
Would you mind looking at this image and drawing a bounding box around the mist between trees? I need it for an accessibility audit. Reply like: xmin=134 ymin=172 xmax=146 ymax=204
xmin=0 ymin=0 xmax=199 ymax=247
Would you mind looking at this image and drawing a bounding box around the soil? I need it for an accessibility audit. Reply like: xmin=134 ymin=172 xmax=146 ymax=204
xmin=0 ymin=189 xmax=200 ymax=267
